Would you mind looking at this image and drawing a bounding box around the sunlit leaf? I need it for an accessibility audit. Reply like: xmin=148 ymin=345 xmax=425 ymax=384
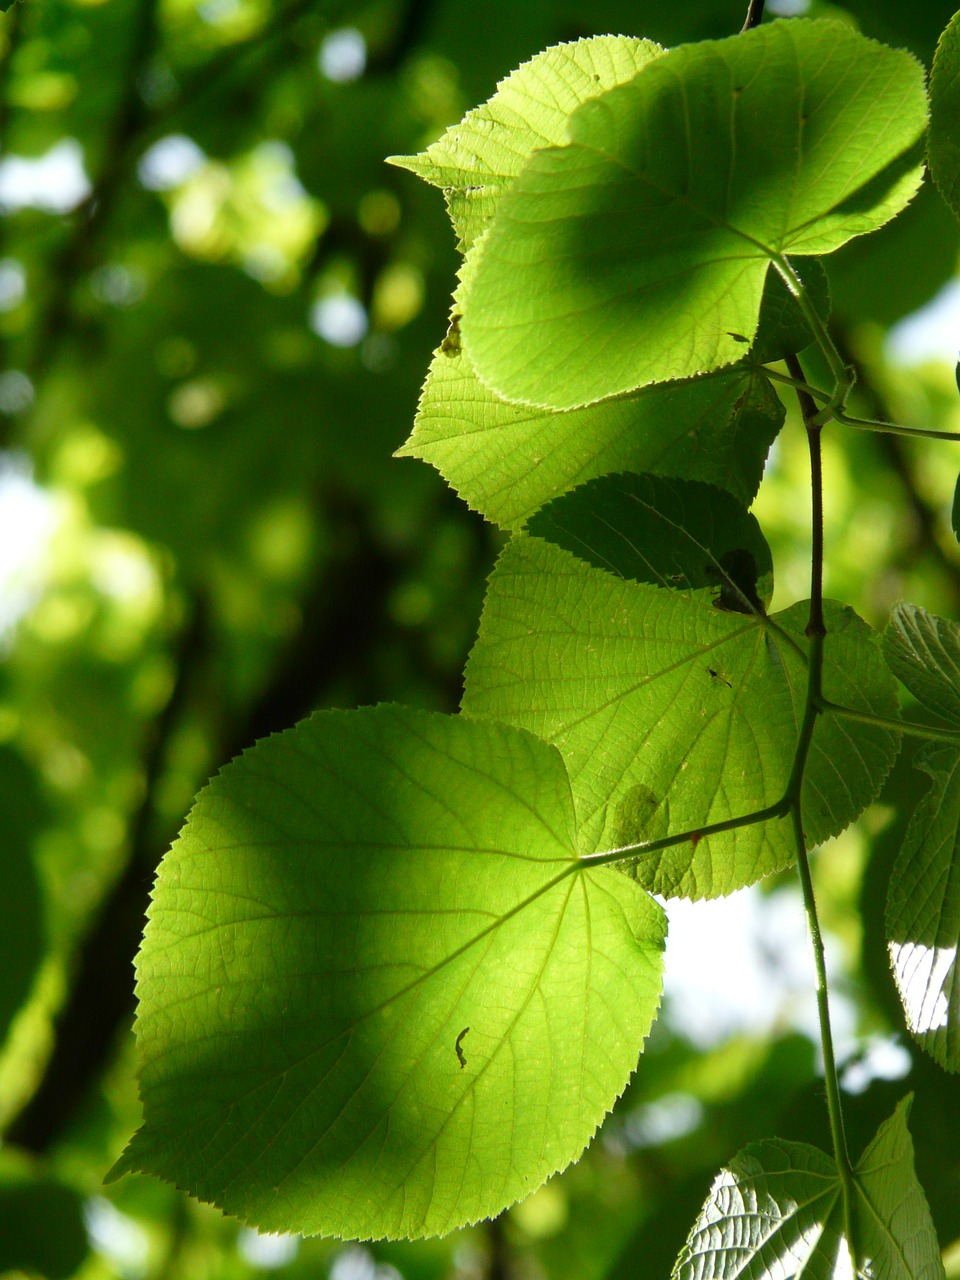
xmin=888 ymin=744 xmax=960 ymax=1072
xmin=113 ymin=705 xmax=666 ymax=1239
xmin=929 ymin=9 xmax=960 ymax=224
xmin=673 ymin=1098 xmax=943 ymax=1280
xmin=462 ymin=20 xmax=926 ymax=408
xmin=389 ymin=36 xmax=663 ymax=251
xmin=883 ymin=605 xmax=960 ymax=1070
xmin=462 ymin=475 xmax=901 ymax=898
xmin=399 ymin=262 xmax=828 ymax=529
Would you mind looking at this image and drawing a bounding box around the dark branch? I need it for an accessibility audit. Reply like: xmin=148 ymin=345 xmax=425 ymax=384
xmin=4 ymin=597 xmax=208 ymax=1152
xmin=19 ymin=0 xmax=161 ymax=403
xmin=741 ymin=0 xmax=765 ymax=31
xmin=786 ymin=352 xmax=825 ymax=637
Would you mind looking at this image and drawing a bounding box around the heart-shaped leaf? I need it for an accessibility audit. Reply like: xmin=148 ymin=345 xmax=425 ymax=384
xmin=463 ymin=20 xmax=926 ymax=408
xmin=112 ymin=705 xmax=666 ymax=1239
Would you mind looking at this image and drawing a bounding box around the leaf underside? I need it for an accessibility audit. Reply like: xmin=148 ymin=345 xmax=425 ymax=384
xmin=400 ymin=260 xmax=829 ymax=530
xmin=389 ymin=35 xmax=664 ymax=252
xmin=462 ymin=475 xmax=901 ymax=899
xmin=884 ymin=604 xmax=960 ymax=1071
xmin=114 ymin=705 xmax=666 ymax=1240
xmin=462 ymin=19 xmax=926 ymax=408
xmin=673 ymin=1098 xmax=944 ymax=1280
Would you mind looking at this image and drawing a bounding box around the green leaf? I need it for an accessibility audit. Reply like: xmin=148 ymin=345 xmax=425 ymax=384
xmin=462 ymin=475 xmax=901 ymax=898
xmin=113 ymin=705 xmax=666 ymax=1239
xmin=888 ymin=744 xmax=960 ymax=1072
xmin=883 ymin=606 xmax=960 ymax=1070
xmin=462 ymin=20 xmax=927 ymax=409
xmin=389 ymin=36 xmax=663 ymax=252
xmin=852 ymin=1097 xmax=945 ymax=1280
xmin=673 ymin=1098 xmax=943 ymax=1280
xmin=953 ymin=472 xmax=960 ymax=545
xmin=399 ymin=263 xmax=828 ymax=529
xmin=883 ymin=602 xmax=960 ymax=726
xmin=673 ymin=1137 xmax=846 ymax=1280
xmin=0 ymin=1159 xmax=88 ymax=1280
xmin=929 ymin=10 xmax=960 ymax=224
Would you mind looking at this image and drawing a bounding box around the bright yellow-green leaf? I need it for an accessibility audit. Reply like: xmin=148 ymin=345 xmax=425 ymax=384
xmin=463 ymin=20 xmax=926 ymax=409
xmin=462 ymin=475 xmax=901 ymax=898
xmin=112 ymin=705 xmax=666 ymax=1239
xmin=389 ymin=36 xmax=663 ymax=251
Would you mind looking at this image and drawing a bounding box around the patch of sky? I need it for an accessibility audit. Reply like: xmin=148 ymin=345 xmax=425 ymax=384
xmin=311 ymin=294 xmax=368 ymax=347
xmin=84 ymin=1198 xmax=150 ymax=1280
xmin=887 ymin=278 xmax=960 ymax=366
xmin=662 ymin=885 xmax=909 ymax=1093
xmin=237 ymin=1229 xmax=300 ymax=1269
xmin=0 ymin=453 xmax=59 ymax=643
xmin=0 ymin=139 xmax=91 ymax=214
xmin=138 ymin=134 xmax=206 ymax=191
xmin=319 ymin=28 xmax=367 ymax=83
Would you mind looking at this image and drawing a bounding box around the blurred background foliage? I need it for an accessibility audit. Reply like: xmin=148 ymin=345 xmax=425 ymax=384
xmin=0 ymin=0 xmax=959 ymax=1276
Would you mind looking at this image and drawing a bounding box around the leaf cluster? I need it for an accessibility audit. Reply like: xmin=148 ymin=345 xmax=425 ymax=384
xmin=43 ymin=7 xmax=960 ymax=1278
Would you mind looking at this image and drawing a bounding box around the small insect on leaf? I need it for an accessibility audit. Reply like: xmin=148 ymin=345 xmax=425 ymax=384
xmin=707 ymin=667 xmax=732 ymax=688
xmin=455 ymin=1027 xmax=470 ymax=1069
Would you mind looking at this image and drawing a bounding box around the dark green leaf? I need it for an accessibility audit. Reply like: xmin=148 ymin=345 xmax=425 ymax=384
xmin=0 ymin=1161 xmax=88 ymax=1280
xmin=884 ymin=602 xmax=960 ymax=725
xmin=882 ymin=606 xmax=960 ymax=1069
xmin=929 ymin=9 xmax=960 ymax=224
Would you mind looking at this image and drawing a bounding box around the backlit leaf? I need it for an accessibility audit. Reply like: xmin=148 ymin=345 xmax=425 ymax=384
xmin=113 ymin=705 xmax=666 ymax=1239
xmin=929 ymin=10 xmax=960 ymax=224
xmin=389 ymin=36 xmax=663 ymax=251
xmin=884 ymin=605 xmax=960 ymax=1070
xmin=463 ymin=20 xmax=926 ymax=408
xmin=672 ymin=1098 xmax=943 ymax=1280
xmin=888 ymin=744 xmax=960 ymax=1071
xmin=462 ymin=475 xmax=901 ymax=898
xmin=399 ymin=263 xmax=828 ymax=529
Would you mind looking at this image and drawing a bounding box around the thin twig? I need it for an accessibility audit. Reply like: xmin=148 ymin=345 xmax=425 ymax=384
xmin=741 ymin=0 xmax=765 ymax=32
